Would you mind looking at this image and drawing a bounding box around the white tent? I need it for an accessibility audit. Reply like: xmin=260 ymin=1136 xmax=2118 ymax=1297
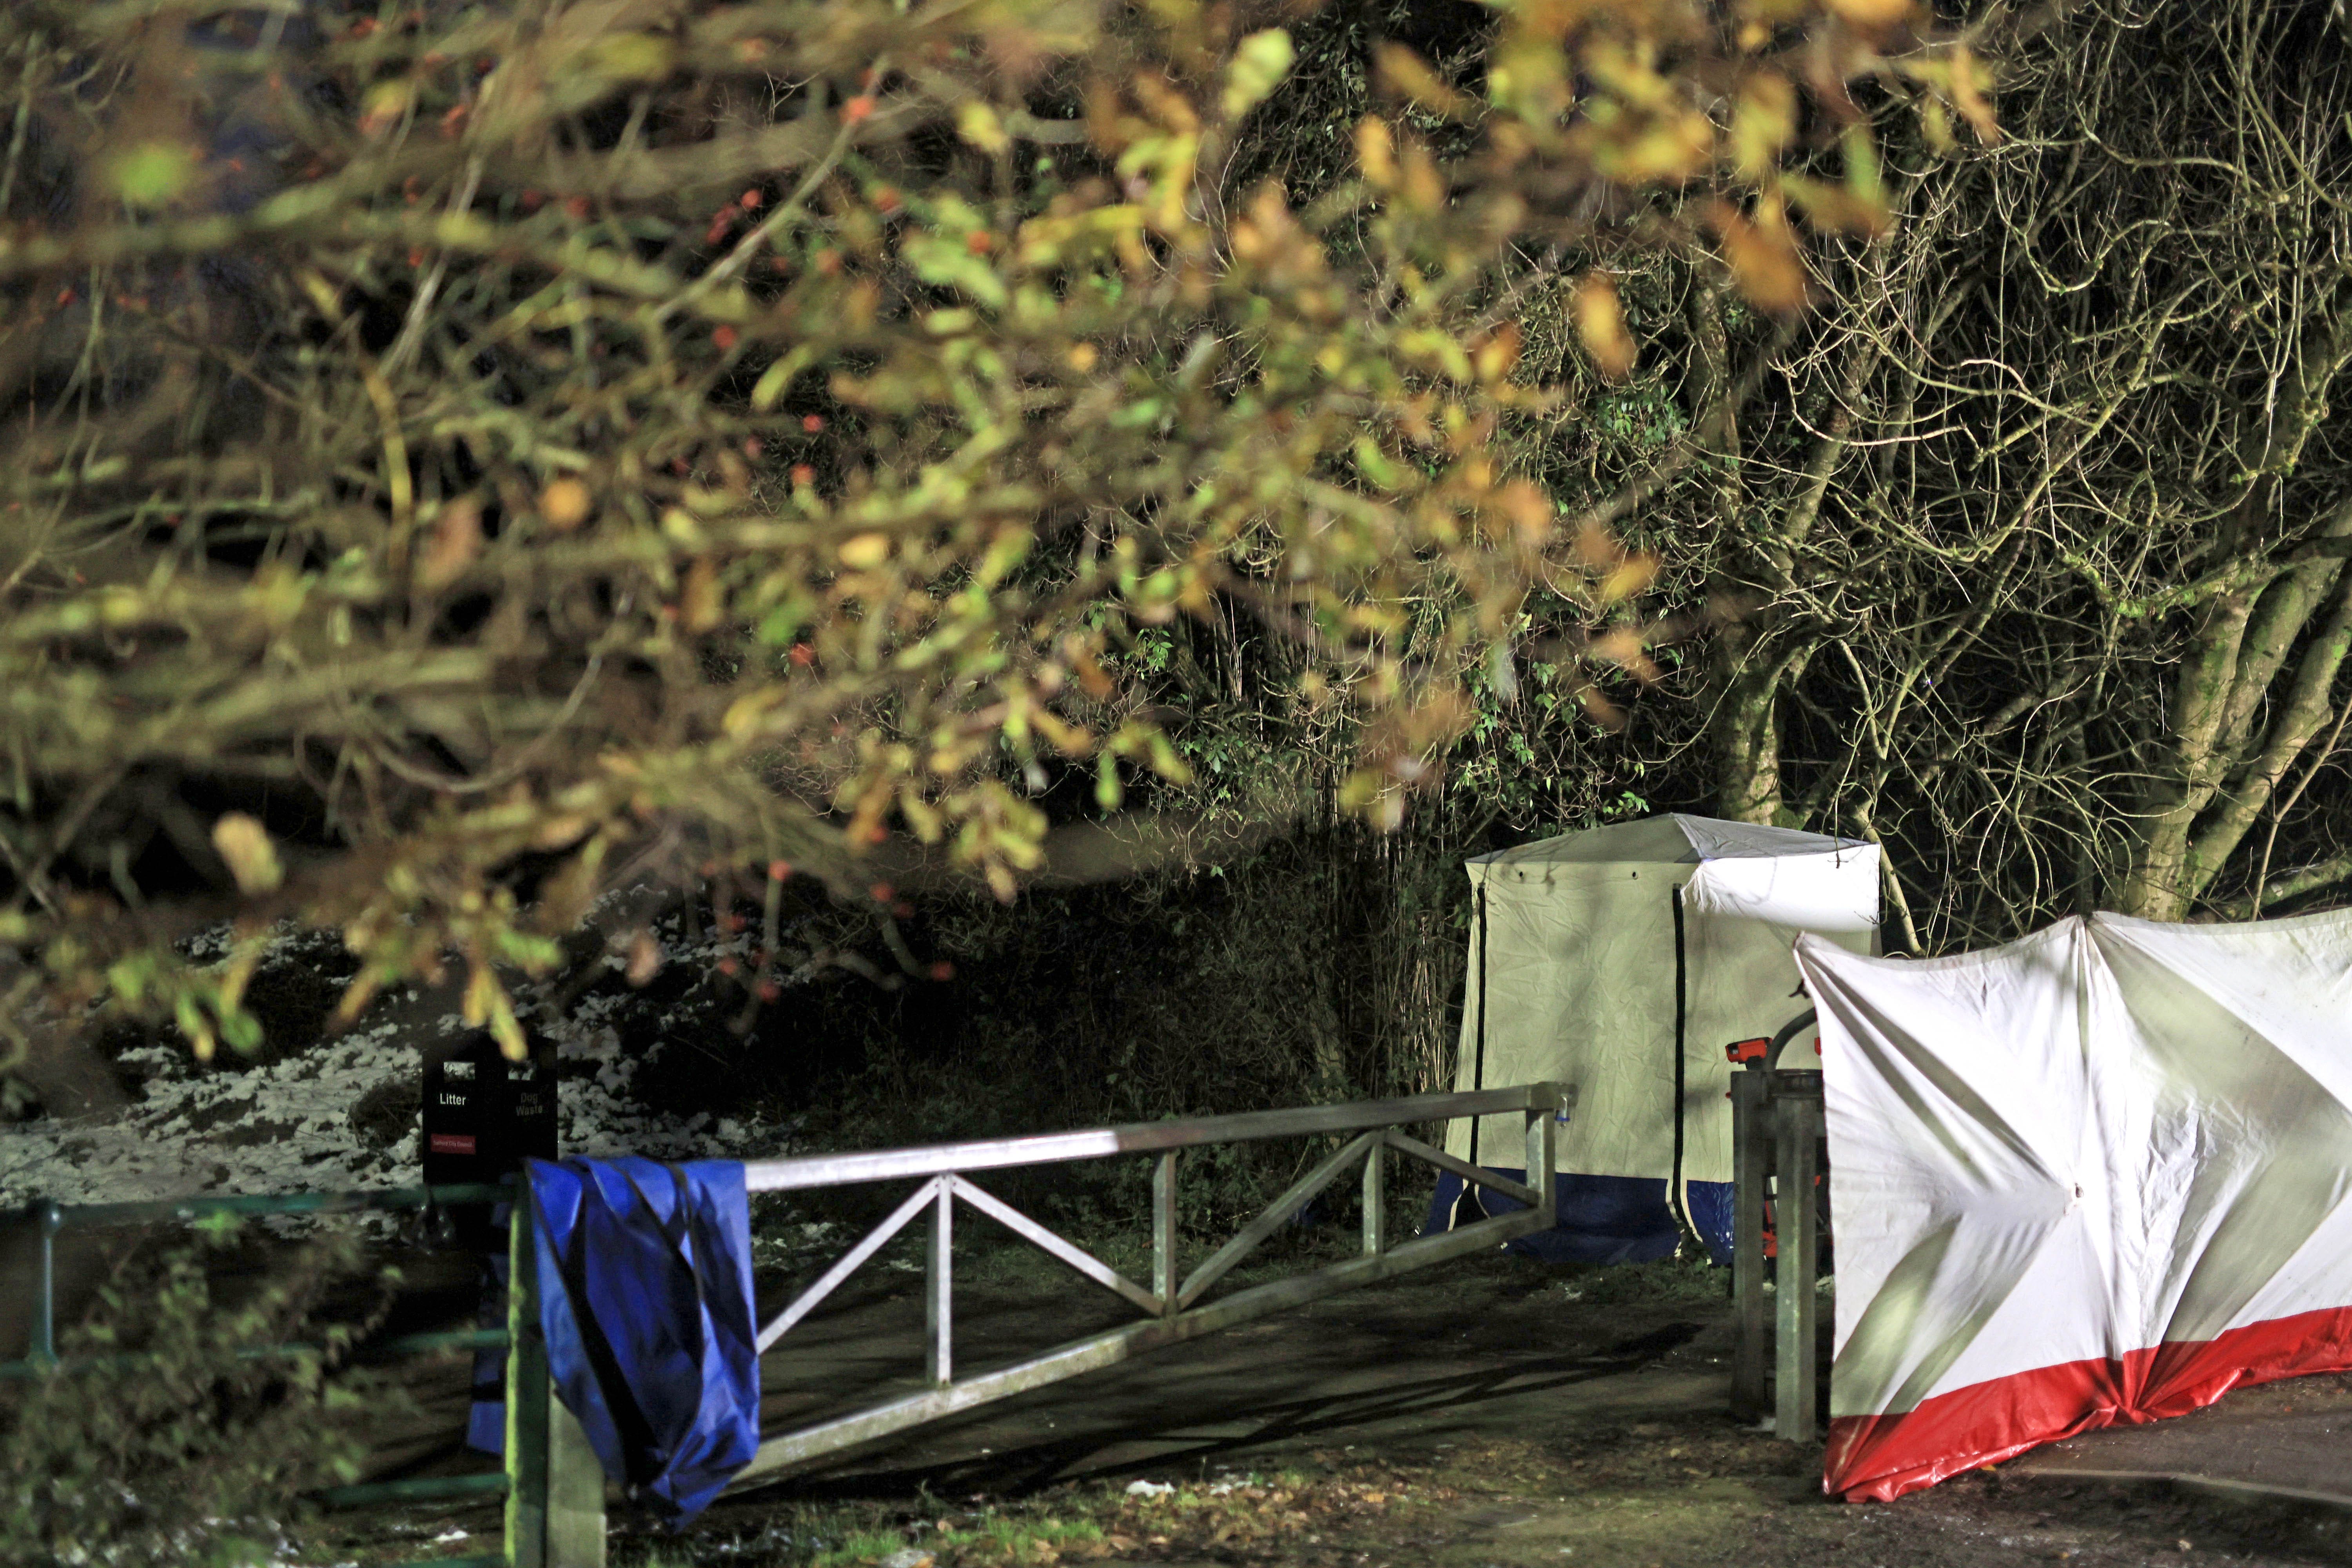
xmin=1436 ymin=814 xmax=1879 ymax=1261
xmin=1797 ymin=909 xmax=2352 ymax=1502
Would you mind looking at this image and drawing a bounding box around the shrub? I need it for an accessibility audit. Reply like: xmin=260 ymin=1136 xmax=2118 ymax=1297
xmin=0 ymin=1215 xmax=405 ymax=1568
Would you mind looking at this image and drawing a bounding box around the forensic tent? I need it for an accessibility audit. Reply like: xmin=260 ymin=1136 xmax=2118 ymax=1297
xmin=1798 ymin=910 xmax=2352 ymax=1503
xmin=1426 ymin=814 xmax=1879 ymax=1264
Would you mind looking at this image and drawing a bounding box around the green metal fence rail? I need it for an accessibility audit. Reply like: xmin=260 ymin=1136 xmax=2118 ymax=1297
xmin=7 ymin=1181 xmax=517 ymax=1568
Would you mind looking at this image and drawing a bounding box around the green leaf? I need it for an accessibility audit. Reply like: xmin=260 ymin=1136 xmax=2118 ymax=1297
xmin=219 ymin=1005 xmax=264 ymax=1054
xmin=750 ymin=345 xmax=815 ymax=412
xmin=904 ymin=233 xmax=1009 ymax=310
xmin=111 ymin=142 xmax=198 ymax=209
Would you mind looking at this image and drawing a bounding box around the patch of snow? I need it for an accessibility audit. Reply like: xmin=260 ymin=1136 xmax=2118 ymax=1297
xmin=0 ymin=1020 xmax=421 ymax=1209
xmin=3 ymin=920 xmax=796 ymax=1214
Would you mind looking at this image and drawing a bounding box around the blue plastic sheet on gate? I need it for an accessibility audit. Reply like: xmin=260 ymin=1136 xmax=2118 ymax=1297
xmin=1419 ymin=1169 xmax=1733 ymax=1267
xmin=526 ymin=1157 xmax=760 ymax=1523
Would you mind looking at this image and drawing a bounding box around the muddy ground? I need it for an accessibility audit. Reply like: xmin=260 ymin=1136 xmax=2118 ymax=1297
xmin=304 ymin=1244 xmax=2352 ymax=1568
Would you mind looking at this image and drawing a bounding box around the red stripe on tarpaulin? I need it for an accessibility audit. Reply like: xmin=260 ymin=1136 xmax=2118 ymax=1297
xmin=1824 ymin=1304 xmax=2352 ymax=1502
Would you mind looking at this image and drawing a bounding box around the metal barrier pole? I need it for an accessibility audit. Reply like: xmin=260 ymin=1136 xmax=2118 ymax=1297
xmin=1361 ymin=1141 xmax=1385 ymax=1257
xmin=505 ymin=1171 xmax=604 ymax=1568
xmin=31 ymin=1201 xmax=59 ymax=1370
xmin=1773 ymin=1087 xmax=1822 ymax=1445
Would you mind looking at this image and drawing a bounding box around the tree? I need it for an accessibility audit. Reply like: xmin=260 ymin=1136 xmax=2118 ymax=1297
xmin=1675 ymin=0 xmax=2352 ymax=940
xmin=0 ymin=0 xmax=1985 ymax=1067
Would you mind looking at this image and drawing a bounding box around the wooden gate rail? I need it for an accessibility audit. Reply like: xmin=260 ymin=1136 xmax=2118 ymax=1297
xmin=505 ymin=1082 xmax=1571 ymax=1567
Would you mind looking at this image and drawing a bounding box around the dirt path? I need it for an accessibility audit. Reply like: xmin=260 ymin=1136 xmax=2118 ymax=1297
xmin=312 ymin=1250 xmax=2352 ymax=1568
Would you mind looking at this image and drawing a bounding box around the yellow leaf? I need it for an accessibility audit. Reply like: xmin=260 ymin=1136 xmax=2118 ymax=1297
xmin=626 ymin=929 xmax=661 ymax=986
xmin=1474 ymin=324 xmax=1523 ymax=385
xmin=1592 ymin=107 xmax=1715 ymax=185
xmin=539 ymin=478 xmax=593 ymax=530
xmin=1780 ymin=174 xmax=1889 ymax=239
xmin=1354 ymin=117 xmax=1397 ymax=190
xmin=461 ymin=962 xmax=495 ymax=1028
xmin=1598 ymin=553 xmax=1659 ymax=604
xmin=1373 ymin=44 xmax=1466 ymax=117
xmin=956 ymin=101 xmax=1010 ymax=155
xmin=837 ymin=532 xmax=892 ymax=569
xmin=1494 ymin=479 xmax=1553 ymax=548
xmin=1826 ymin=0 xmax=1920 ymax=26
xmin=211 ymin=814 xmax=283 ymax=895
xmin=1400 ymin=141 xmax=1445 ymax=212
xmin=1729 ymin=73 xmax=1795 ymax=178
xmin=1590 ymin=628 xmax=1661 ymax=681
xmin=416 ymin=497 xmax=482 ymax=591
xmin=1223 ymin=29 xmax=1295 ymax=122
xmin=1709 ymin=198 xmax=1808 ymax=315
xmin=531 ymin=815 xmax=592 ymax=850
xmin=1950 ymin=45 xmax=2000 ymax=145
xmin=488 ymin=988 xmax=527 ymax=1061
xmin=581 ymin=33 xmax=677 ymax=85
xmin=359 ymin=80 xmax=415 ymax=139
xmin=681 ymin=556 xmax=722 ymax=633
xmin=1574 ymin=274 xmax=1637 ymax=380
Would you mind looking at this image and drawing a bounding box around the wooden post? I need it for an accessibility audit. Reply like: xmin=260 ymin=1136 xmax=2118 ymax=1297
xmin=1152 ymin=1151 xmax=1179 ymax=1315
xmin=1524 ymin=1086 xmax=1559 ymax=1227
xmin=1773 ymin=1090 xmax=1822 ymax=1446
xmin=1361 ymin=1138 xmax=1385 ymax=1257
xmin=1730 ymin=1069 xmax=1770 ymax=1422
xmin=506 ymin=1175 xmax=607 ymax=1568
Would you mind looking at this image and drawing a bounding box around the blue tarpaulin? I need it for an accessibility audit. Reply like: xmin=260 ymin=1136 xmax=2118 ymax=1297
xmin=526 ymin=1157 xmax=761 ymax=1523
xmin=1420 ymin=1168 xmax=1734 ymax=1266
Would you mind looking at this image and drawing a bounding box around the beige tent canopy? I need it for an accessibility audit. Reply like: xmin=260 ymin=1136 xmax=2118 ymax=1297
xmin=1433 ymin=814 xmax=1880 ymax=1262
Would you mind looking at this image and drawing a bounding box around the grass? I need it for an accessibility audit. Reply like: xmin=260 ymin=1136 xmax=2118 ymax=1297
xmin=606 ymin=1463 xmax=1454 ymax=1568
xmin=1547 ymin=1248 xmax=1731 ymax=1305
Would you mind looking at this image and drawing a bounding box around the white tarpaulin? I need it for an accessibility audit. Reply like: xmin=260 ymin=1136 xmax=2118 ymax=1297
xmin=1437 ymin=815 xmax=1877 ymax=1261
xmin=1796 ymin=909 xmax=2352 ymax=1502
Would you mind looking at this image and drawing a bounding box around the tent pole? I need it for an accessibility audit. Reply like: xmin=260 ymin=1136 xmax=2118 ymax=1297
xmin=1669 ymin=886 xmax=1693 ymax=1248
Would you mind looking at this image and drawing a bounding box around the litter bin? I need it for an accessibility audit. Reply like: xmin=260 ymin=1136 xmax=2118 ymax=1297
xmin=419 ymin=1027 xmax=559 ymax=1452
